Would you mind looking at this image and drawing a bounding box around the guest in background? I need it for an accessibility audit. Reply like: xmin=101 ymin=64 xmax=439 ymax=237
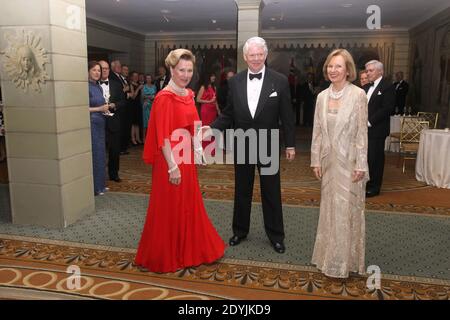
xmin=120 ymin=64 xmax=133 ymax=153
xmin=129 ymin=71 xmax=144 ymax=145
xmin=311 ymin=49 xmax=368 ymax=278
xmin=363 ymin=60 xmax=395 ymax=197
xmin=216 ymin=70 xmax=235 ymax=151
xmin=155 ymin=66 xmax=170 ymax=92
xmin=359 ymin=70 xmax=369 ymax=87
xmin=217 ymin=70 xmax=235 ymax=112
xmin=142 ymin=74 xmax=157 ymax=139
xmin=393 ymin=71 xmax=409 ymax=115
xmin=88 ymin=61 xmax=109 ymax=195
xmin=197 ymin=73 xmax=220 ymax=153
xmin=299 ymin=72 xmax=317 ymax=126
xmin=138 ymin=73 xmax=145 ymax=86
xmin=102 ymin=60 xmax=127 ymax=182
xmin=110 ymin=60 xmax=132 ymax=155
xmin=135 ymin=49 xmax=225 ymax=273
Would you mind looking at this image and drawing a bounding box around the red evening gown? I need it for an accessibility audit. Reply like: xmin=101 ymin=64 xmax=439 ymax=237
xmin=200 ymin=86 xmax=218 ymax=155
xmin=135 ymin=89 xmax=226 ymax=273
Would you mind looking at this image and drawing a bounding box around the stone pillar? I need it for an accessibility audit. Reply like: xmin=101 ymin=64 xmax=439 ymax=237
xmin=235 ymin=0 xmax=264 ymax=72
xmin=0 ymin=0 xmax=95 ymax=228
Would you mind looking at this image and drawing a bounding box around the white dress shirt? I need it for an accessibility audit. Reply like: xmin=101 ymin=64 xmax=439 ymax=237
xmin=366 ymin=76 xmax=382 ymax=102
xmin=247 ymin=66 xmax=265 ymax=118
xmin=366 ymin=76 xmax=382 ymax=127
xmin=99 ymin=81 xmax=110 ymax=102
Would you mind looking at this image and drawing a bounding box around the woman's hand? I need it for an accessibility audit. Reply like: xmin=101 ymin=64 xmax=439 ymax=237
xmin=352 ymin=170 xmax=365 ymax=183
xmin=169 ymin=166 xmax=181 ymax=185
xmin=100 ymin=104 xmax=109 ymax=112
xmin=313 ymin=167 xmax=322 ymax=181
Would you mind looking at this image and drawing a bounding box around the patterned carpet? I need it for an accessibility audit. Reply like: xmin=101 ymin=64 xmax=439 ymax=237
xmin=104 ymin=133 xmax=450 ymax=216
xmin=0 ymin=127 xmax=449 ymax=299
xmin=0 ymin=193 xmax=449 ymax=300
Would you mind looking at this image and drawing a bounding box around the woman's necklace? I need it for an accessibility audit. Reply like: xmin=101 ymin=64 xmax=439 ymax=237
xmin=329 ymin=82 xmax=348 ymax=100
xmin=168 ymin=79 xmax=187 ymax=96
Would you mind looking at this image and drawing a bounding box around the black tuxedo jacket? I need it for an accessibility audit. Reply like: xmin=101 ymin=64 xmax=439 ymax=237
xmin=155 ymin=75 xmax=170 ymax=92
xmin=393 ymin=80 xmax=409 ymax=110
xmin=211 ymin=68 xmax=295 ymax=152
xmin=106 ymin=74 xmax=127 ymax=132
xmin=363 ymin=78 xmax=395 ymax=139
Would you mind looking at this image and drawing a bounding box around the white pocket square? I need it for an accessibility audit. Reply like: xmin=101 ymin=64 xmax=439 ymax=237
xmin=269 ymin=91 xmax=278 ymax=97
xmin=377 ymin=91 xmax=382 ymax=95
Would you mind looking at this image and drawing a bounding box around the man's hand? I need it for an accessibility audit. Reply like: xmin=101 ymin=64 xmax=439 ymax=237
xmin=285 ymin=148 xmax=295 ymax=161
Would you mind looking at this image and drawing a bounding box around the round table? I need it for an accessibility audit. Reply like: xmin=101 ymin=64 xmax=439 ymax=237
xmin=415 ymin=129 xmax=450 ymax=189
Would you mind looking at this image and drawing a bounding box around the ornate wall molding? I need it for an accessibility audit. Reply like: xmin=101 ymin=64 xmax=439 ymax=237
xmin=0 ymin=30 xmax=49 ymax=93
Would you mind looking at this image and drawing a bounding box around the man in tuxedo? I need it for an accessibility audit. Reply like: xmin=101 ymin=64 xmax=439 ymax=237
xmin=297 ymin=73 xmax=316 ymax=126
xmin=393 ymin=71 xmax=409 ymax=114
xmin=99 ymin=60 xmax=128 ymax=182
xmin=207 ymin=37 xmax=296 ymax=254
xmin=363 ymin=60 xmax=395 ymax=197
xmin=109 ymin=61 xmax=131 ymax=155
xmin=155 ymin=66 xmax=170 ymax=92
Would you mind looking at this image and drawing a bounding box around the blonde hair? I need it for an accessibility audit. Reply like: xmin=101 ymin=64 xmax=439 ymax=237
xmin=165 ymin=49 xmax=196 ymax=69
xmin=322 ymin=49 xmax=357 ymax=82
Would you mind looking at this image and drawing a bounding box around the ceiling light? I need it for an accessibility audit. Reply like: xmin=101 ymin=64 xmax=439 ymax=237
xmin=216 ymin=27 xmax=221 ymax=31
xmin=270 ymin=17 xmax=276 ymax=21
xmin=211 ymin=19 xmax=217 ymax=24
xmin=341 ymin=3 xmax=353 ymax=8
xmin=161 ymin=9 xmax=170 ymax=14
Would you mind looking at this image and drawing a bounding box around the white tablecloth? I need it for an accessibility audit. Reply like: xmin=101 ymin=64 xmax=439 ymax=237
xmin=415 ymin=129 xmax=450 ymax=189
xmin=385 ymin=115 xmax=404 ymax=152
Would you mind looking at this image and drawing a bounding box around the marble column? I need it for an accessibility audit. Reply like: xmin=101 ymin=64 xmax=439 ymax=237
xmin=235 ymin=0 xmax=264 ymax=72
xmin=0 ymin=0 xmax=95 ymax=228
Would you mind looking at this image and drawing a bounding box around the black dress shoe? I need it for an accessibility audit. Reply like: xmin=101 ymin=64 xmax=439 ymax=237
xmin=229 ymin=235 xmax=246 ymax=246
xmin=365 ymin=189 xmax=380 ymax=198
xmin=110 ymin=177 xmax=122 ymax=182
xmin=271 ymin=241 xmax=285 ymax=254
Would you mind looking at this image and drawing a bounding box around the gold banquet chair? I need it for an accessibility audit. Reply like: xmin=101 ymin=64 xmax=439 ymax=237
xmin=399 ymin=118 xmax=429 ymax=173
xmin=388 ymin=115 xmax=420 ymax=152
xmin=417 ymin=112 xmax=439 ymax=128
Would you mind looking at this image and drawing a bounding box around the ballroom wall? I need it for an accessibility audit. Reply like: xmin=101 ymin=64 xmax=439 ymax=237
xmin=409 ymin=7 xmax=450 ymax=128
xmin=145 ymin=30 xmax=409 ymax=80
xmin=86 ymin=18 xmax=145 ymax=73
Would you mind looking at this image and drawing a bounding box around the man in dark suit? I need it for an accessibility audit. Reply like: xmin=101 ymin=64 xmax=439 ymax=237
xmin=206 ymin=37 xmax=296 ymax=254
xmin=99 ymin=60 xmax=128 ymax=182
xmin=393 ymin=71 xmax=409 ymax=115
xmin=297 ymin=73 xmax=316 ymax=126
xmin=155 ymin=66 xmax=170 ymax=92
xmin=363 ymin=60 xmax=395 ymax=197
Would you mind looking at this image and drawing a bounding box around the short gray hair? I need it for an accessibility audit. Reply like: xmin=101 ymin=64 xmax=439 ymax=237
xmin=243 ymin=36 xmax=268 ymax=56
xmin=365 ymin=60 xmax=384 ymax=73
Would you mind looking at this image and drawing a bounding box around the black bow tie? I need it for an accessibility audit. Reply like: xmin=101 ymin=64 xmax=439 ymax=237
xmin=99 ymin=80 xmax=109 ymax=85
xmin=369 ymin=82 xmax=375 ymax=86
xmin=249 ymin=72 xmax=262 ymax=80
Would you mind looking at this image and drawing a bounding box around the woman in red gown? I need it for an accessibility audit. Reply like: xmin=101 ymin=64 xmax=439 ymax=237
xmin=197 ymin=73 xmax=220 ymax=154
xmin=135 ymin=49 xmax=226 ymax=273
